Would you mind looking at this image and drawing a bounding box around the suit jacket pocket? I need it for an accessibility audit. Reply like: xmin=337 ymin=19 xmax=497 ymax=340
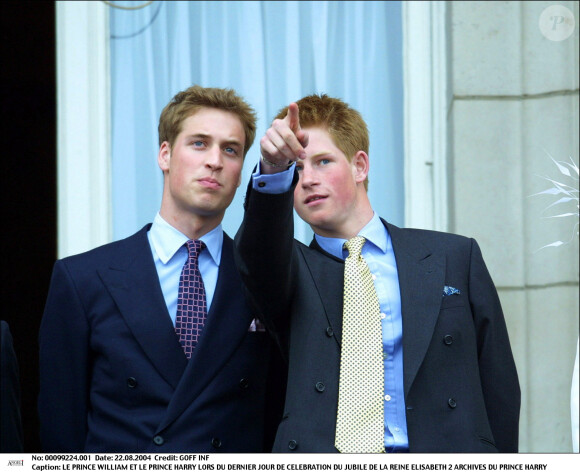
xmin=440 ymin=293 xmax=465 ymax=310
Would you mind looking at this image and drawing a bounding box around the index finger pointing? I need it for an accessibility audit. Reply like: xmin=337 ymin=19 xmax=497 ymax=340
xmin=286 ymin=103 xmax=301 ymax=133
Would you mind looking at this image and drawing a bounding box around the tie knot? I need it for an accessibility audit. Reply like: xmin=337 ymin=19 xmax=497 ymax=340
xmin=344 ymin=236 xmax=366 ymax=258
xmin=186 ymin=239 xmax=205 ymax=259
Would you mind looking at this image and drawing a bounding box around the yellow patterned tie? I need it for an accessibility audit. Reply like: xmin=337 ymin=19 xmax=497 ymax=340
xmin=335 ymin=236 xmax=385 ymax=453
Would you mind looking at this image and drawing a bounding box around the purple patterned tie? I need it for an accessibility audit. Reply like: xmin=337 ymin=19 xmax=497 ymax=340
xmin=175 ymin=240 xmax=207 ymax=358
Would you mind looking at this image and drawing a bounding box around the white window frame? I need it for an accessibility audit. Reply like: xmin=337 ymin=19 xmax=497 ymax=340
xmin=403 ymin=1 xmax=449 ymax=231
xmin=56 ymin=0 xmax=111 ymax=258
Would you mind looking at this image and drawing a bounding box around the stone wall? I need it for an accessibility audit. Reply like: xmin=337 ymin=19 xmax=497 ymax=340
xmin=449 ymin=1 xmax=579 ymax=452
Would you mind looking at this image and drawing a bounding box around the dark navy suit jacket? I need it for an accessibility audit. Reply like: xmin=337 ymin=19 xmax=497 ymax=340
xmin=235 ymin=178 xmax=520 ymax=453
xmin=39 ymin=225 xmax=283 ymax=452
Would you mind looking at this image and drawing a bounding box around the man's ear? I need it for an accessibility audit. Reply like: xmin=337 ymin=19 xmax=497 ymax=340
xmin=158 ymin=141 xmax=171 ymax=172
xmin=352 ymin=150 xmax=370 ymax=184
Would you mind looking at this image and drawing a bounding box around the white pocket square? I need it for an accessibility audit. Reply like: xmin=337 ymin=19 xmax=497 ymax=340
xmin=248 ymin=318 xmax=266 ymax=332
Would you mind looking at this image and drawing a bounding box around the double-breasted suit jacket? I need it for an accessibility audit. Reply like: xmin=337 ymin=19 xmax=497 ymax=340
xmin=234 ymin=180 xmax=520 ymax=453
xmin=39 ymin=225 xmax=282 ymax=452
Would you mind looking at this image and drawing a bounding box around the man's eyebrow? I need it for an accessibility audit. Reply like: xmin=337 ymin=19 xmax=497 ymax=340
xmin=185 ymin=133 xmax=209 ymax=140
xmin=305 ymin=150 xmax=333 ymax=160
xmin=223 ymin=138 xmax=243 ymax=146
xmin=185 ymin=133 xmax=242 ymax=145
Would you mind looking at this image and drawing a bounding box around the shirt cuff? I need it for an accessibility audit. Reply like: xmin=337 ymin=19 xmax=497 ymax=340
xmin=252 ymin=161 xmax=296 ymax=194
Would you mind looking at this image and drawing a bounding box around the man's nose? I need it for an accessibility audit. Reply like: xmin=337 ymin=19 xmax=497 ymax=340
xmin=206 ymin=145 xmax=223 ymax=169
xmin=300 ymin=164 xmax=317 ymax=187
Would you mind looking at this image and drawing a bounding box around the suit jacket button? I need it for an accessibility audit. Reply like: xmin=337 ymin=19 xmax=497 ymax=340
xmin=325 ymin=327 xmax=334 ymax=337
xmin=239 ymin=378 xmax=249 ymax=389
xmin=315 ymin=382 xmax=325 ymax=392
xmin=448 ymin=398 xmax=457 ymax=408
xmin=443 ymin=335 xmax=453 ymax=345
xmin=288 ymin=439 xmax=298 ymax=450
xmin=211 ymin=438 xmax=222 ymax=449
xmin=153 ymin=435 xmax=164 ymax=446
xmin=127 ymin=377 xmax=137 ymax=388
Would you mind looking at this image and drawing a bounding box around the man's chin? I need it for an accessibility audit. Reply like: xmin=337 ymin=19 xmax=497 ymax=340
xmin=295 ymin=208 xmax=315 ymax=226
xmin=296 ymin=212 xmax=332 ymax=234
xmin=188 ymin=201 xmax=225 ymax=219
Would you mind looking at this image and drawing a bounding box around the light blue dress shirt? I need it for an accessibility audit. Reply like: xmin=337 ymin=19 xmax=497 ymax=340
xmin=147 ymin=213 xmax=222 ymax=325
xmin=253 ymin=162 xmax=409 ymax=452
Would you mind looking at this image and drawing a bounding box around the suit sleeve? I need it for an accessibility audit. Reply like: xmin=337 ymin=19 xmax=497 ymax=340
xmin=234 ymin=174 xmax=298 ymax=348
xmin=38 ymin=260 xmax=90 ymax=452
xmin=468 ymin=239 xmax=521 ymax=452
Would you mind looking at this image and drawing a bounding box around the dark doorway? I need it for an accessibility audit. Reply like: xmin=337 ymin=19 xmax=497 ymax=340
xmin=1 ymin=0 xmax=57 ymax=452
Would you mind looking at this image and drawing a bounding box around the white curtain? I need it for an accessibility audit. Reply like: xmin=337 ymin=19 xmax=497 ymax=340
xmin=110 ymin=0 xmax=403 ymax=244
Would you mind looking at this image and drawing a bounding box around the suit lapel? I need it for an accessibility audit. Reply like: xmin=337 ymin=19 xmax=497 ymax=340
xmin=305 ymin=240 xmax=344 ymax=347
xmin=98 ymin=225 xmax=187 ymax=390
xmin=158 ymin=234 xmax=254 ymax=431
xmin=386 ymin=222 xmax=446 ymax=396
xmin=309 ymin=222 xmax=446 ymax=395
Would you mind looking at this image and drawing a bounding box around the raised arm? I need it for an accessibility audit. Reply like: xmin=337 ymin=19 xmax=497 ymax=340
xmin=234 ymin=104 xmax=306 ymax=348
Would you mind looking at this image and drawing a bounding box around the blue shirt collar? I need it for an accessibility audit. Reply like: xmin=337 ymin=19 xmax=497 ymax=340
xmin=149 ymin=213 xmax=222 ymax=265
xmin=314 ymin=212 xmax=389 ymax=260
